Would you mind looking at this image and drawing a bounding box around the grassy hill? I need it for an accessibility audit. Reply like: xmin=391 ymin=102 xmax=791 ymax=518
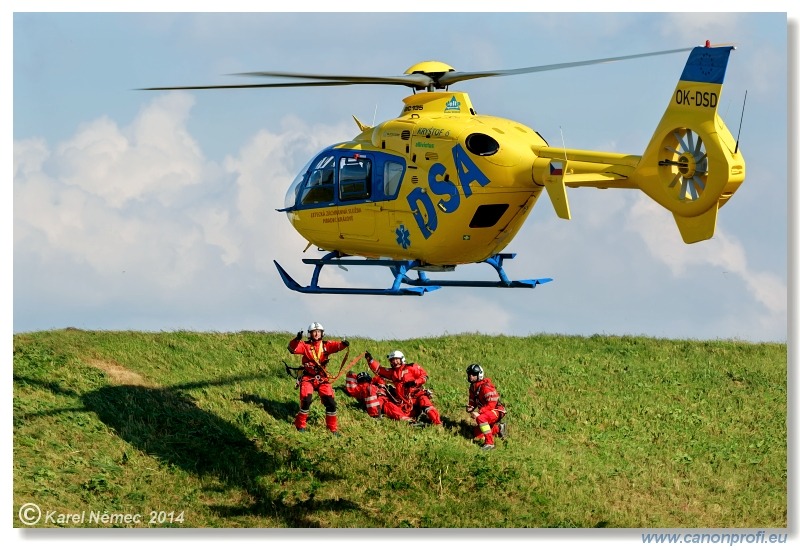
xmin=12 ymin=329 xmax=787 ymax=528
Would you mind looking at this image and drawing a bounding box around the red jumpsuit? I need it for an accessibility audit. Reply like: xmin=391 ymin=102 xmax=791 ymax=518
xmin=288 ymin=336 xmax=348 ymax=432
xmin=343 ymin=371 xmax=411 ymax=421
xmin=367 ymin=359 xmax=442 ymax=425
xmin=468 ymin=377 xmax=506 ymax=445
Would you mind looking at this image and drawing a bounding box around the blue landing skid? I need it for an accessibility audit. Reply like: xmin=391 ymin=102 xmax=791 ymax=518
xmin=273 ymin=252 xmax=552 ymax=296
xmin=402 ymin=253 xmax=553 ymax=289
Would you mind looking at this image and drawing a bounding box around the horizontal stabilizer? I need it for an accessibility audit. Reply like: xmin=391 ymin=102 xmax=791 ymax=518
xmin=543 ymin=160 xmax=572 ymax=219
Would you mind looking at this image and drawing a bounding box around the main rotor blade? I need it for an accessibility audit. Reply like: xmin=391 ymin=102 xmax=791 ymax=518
xmin=438 ymin=46 xmax=694 ymax=86
xmin=139 ymin=45 xmax=696 ymax=92
xmin=138 ymin=81 xmax=360 ymax=91
xmin=234 ymin=70 xmax=433 ymax=88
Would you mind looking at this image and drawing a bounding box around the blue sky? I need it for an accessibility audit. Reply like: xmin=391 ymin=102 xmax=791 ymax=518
xmin=9 ymin=8 xmax=792 ymax=346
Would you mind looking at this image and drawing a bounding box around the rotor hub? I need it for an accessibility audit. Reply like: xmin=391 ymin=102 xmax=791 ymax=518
xmin=404 ymin=61 xmax=455 ymax=90
xmin=678 ymin=154 xmax=696 ymax=177
xmin=404 ymin=60 xmax=456 ymax=76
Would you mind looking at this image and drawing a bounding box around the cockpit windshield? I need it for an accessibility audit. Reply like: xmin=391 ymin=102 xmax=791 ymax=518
xmin=299 ymin=155 xmax=336 ymax=206
xmin=283 ymin=156 xmax=315 ymax=211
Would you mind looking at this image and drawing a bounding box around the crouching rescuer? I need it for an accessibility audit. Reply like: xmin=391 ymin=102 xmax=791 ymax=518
xmin=365 ymin=350 xmax=443 ymax=426
xmin=287 ymin=322 xmax=349 ymax=435
xmin=466 ymin=364 xmax=506 ymax=451
xmin=344 ymin=370 xmax=413 ymax=421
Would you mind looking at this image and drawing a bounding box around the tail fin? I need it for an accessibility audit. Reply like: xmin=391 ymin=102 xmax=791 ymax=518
xmin=634 ymin=43 xmax=746 ymax=243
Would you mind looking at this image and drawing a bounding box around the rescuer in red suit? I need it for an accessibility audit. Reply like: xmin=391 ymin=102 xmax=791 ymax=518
xmin=344 ymin=370 xmax=412 ymax=421
xmin=365 ymin=350 xmax=442 ymax=425
xmin=287 ymin=322 xmax=349 ymax=434
xmin=465 ymin=363 xmax=507 ymax=451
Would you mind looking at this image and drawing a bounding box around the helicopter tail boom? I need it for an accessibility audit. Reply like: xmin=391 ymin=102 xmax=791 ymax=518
xmin=531 ymin=43 xmax=745 ymax=244
xmin=531 ymin=150 xmax=640 ymax=220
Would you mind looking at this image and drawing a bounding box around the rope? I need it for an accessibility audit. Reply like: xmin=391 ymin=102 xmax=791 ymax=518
xmin=286 ymin=347 xmax=363 ymax=384
xmin=328 ymin=350 xmax=365 ymax=382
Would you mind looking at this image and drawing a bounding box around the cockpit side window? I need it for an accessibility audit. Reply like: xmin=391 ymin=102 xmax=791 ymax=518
xmin=300 ymin=155 xmax=336 ymax=206
xmin=383 ymin=161 xmax=404 ymax=198
xmin=339 ymin=156 xmax=371 ymax=201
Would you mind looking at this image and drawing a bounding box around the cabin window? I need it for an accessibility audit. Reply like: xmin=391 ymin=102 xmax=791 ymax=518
xmin=469 ymin=204 xmax=509 ymax=228
xmin=300 ymin=155 xmax=335 ymax=205
xmin=339 ymin=156 xmax=371 ymax=201
xmin=465 ymin=133 xmax=500 ymax=156
xmin=384 ymin=161 xmax=404 ymax=197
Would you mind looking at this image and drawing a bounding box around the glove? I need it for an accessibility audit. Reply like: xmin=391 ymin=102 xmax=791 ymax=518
xmin=466 ymin=405 xmax=475 ymax=413
xmin=365 ymin=351 xmax=373 ymax=362
xmin=471 ymin=410 xmax=480 ymax=419
xmin=342 ymin=340 xmax=350 ymax=347
xmin=296 ymin=331 xmax=303 ymax=340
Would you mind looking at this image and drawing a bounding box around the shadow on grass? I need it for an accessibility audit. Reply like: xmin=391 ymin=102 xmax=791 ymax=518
xmin=443 ymin=417 xmax=476 ymax=440
xmin=208 ymin=495 xmax=361 ymax=524
xmin=237 ymin=392 xmax=296 ymax=422
xmin=17 ymin=375 xmax=361 ymax=527
xmin=238 ymin=383 xmax=377 ymax=423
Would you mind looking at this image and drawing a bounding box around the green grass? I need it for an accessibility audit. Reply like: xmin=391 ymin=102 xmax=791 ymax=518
xmin=13 ymin=329 xmax=787 ymax=528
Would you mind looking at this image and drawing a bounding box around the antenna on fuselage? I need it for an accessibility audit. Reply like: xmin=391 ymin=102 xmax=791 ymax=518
xmin=734 ymin=90 xmax=747 ymax=155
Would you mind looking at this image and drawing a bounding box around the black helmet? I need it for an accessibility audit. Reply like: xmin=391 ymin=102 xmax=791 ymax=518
xmin=466 ymin=363 xmax=484 ymax=381
xmin=356 ymin=371 xmax=372 ymax=384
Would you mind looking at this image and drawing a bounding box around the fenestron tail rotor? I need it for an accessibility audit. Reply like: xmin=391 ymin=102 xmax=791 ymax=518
xmin=662 ymin=128 xmax=709 ymax=203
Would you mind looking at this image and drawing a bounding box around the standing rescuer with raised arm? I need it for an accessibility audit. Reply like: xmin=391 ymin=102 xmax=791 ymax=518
xmin=287 ymin=322 xmax=349 ymax=435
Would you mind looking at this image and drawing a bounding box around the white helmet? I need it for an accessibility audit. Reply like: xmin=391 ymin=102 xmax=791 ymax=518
xmin=387 ymin=350 xmax=405 ymax=363
xmin=307 ymin=322 xmax=324 ymax=333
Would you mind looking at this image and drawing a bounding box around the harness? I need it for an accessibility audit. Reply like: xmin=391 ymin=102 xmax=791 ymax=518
xmin=284 ymin=345 xmax=364 ymax=385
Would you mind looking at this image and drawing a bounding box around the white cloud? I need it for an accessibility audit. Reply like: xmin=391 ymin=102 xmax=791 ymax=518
xmin=54 ymin=93 xmax=205 ymax=208
xmin=13 ymin=137 xmax=49 ymax=179
xmin=219 ymin=115 xmax=354 ymax=274
xmin=13 ymin=94 xmax=366 ymax=332
xmin=628 ymin=195 xmax=787 ymax=317
xmin=15 ymin=95 xmax=213 ymax=286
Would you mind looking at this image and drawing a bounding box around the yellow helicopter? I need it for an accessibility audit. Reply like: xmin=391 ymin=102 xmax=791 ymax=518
xmin=143 ymin=41 xmax=745 ymax=296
